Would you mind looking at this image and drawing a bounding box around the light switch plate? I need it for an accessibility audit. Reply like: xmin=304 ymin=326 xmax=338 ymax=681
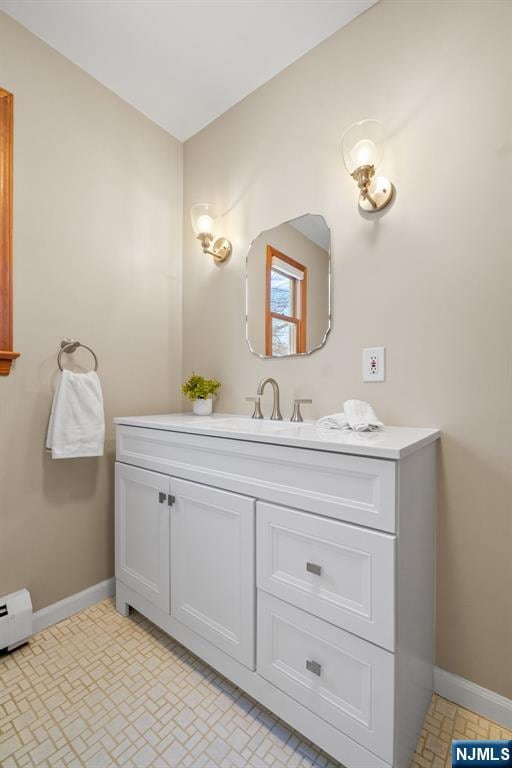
xmin=363 ymin=347 xmax=385 ymax=382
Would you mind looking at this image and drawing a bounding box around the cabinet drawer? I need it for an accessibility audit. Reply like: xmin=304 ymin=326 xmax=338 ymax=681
xmin=257 ymin=503 xmax=395 ymax=650
xmin=257 ymin=592 xmax=394 ymax=763
xmin=117 ymin=426 xmax=397 ymax=532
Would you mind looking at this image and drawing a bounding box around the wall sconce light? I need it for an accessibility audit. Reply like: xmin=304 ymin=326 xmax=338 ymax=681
xmin=190 ymin=203 xmax=232 ymax=263
xmin=341 ymin=119 xmax=394 ymax=213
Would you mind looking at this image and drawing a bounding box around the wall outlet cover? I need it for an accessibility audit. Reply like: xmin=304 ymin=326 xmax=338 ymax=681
xmin=363 ymin=347 xmax=385 ymax=382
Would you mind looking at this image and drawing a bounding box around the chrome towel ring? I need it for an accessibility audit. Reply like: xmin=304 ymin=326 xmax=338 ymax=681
xmin=57 ymin=339 xmax=98 ymax=372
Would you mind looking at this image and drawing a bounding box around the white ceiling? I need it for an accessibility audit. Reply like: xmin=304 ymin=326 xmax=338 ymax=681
xmin=0 ymin=0 xmax=376 ymax=141
xmin=290 ymin=215 xmax=330 ymax=252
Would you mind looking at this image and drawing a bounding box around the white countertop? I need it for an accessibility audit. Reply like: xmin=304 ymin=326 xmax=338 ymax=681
xmin=114 ymin=412 xmax=440 ymax=460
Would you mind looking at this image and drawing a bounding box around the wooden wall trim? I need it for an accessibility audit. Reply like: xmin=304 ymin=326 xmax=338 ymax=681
xmin=0 ymin=87 xmax=19 ymax=375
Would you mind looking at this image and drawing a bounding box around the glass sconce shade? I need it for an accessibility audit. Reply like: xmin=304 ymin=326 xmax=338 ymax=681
xmin=190 ymin=203 xmax=216 ymax=237
xmin=341 ymin=119 xmax=385 ymax=174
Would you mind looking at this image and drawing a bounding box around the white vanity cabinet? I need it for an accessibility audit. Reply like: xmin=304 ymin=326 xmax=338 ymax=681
xmin=114 ymin=413 xmax=439 ymax=768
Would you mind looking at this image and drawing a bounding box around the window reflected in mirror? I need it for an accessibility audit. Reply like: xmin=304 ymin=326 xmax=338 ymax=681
xmin=266 ymin=247 xmax=307 ymax=356
xmin=246 ymin=214 xmax=331 ymax=358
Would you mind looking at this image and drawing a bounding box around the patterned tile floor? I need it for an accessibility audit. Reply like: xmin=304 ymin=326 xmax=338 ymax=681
xmin=0 ymin=599 xmax=509 ymax=768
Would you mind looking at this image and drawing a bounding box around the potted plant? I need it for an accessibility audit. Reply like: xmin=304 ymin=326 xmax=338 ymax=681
xmin=182 ymin=373 xmax=221 ymax=416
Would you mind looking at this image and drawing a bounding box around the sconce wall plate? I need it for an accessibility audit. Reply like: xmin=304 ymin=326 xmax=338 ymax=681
xmin=359 ymin=177 xmax=393 ymax=212
xmin=209 ymin=237 xmax=232 ymax=263
xmin=352 ymin=166 xmax=394 ymax=212
xmin=196 ymin=233 xmax=232 ymax=263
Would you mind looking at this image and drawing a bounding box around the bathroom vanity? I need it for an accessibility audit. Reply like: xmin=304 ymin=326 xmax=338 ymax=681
xmin=114 ymin=413 xmax=439 ymax=768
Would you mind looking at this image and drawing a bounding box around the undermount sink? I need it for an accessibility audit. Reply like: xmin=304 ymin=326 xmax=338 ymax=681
xmin=204 ymin=416 xmax=296 ymax=434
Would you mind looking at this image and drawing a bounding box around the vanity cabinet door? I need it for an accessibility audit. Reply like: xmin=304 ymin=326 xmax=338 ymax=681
xmin=170 ymin=478 xmax=255 ymax=669
xmin=115 ymin=463 xmax=170 ymax=612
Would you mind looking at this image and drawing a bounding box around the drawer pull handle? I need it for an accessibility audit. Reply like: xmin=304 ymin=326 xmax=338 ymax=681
xmin=306 ymin=562 xmax=322 ymax=576
xmin=306 ymin=660 xmax=322 ymax=676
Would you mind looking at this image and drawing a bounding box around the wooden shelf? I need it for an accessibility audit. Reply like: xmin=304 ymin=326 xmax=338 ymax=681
xmin=0 ymin=350 xmax=21 ymax=376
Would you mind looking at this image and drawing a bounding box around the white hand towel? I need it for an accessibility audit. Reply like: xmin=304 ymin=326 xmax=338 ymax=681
xmin=317 ymin=412 xmax=350 ymax=430
xmin=46 ymin=370 xmax=105 ymax=458
xmin=343 ymin=399 xmax=383 ymax=432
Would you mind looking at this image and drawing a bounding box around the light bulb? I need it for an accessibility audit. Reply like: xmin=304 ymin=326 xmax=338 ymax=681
xmin=196 ymin=214 xmax=214 ymax=235
xmin=190 ymin=203 xmax=216 ymax=236
xmin=341 ymin=119 xmax=385 ymax=174
xmin=352 ymin=139 xmax=376 ymax=167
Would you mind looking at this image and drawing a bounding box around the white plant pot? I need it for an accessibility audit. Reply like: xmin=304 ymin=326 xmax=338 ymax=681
xmin=193 ymin=398 xmax=213 ymax=416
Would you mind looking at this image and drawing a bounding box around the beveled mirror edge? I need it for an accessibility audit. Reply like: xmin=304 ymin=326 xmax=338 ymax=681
xmin=245 ymin=213 xmax=332 ymax=359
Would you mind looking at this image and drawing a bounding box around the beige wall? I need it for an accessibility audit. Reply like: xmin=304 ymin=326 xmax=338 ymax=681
xmin=183 ymin=0 xmax=512 ymax=698
xmin=246 ymin=221 xmax=330 ymax=355
xmin=0 ymin=12 xmax=183 ymax=611
xmin=1 ymin=0 xmax=510 ymax=701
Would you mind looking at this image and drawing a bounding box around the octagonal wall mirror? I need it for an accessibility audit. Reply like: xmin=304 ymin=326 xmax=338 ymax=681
xmin=246 ymin=214 xmax=331 ymax=358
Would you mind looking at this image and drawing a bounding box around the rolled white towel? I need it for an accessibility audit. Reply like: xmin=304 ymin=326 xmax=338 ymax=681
xmin=317 ymin=412 xmax=350 ymax=430
xmin=343 ymin=399 xmax=383 ymax=432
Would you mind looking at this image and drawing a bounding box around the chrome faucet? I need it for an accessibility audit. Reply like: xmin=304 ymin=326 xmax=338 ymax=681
xmin=255 ymin=377 xmax=283 ymax=420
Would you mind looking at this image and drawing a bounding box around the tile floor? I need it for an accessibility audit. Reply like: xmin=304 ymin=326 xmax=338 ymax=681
xmin=0 ymin=599 xmax=510 ymax=768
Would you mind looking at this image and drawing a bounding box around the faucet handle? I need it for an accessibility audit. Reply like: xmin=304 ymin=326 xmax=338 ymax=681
xmin=290 ymin=399 xmax=312 ymax=423
xmin=245 ymin=396 xmax=263 ymax=420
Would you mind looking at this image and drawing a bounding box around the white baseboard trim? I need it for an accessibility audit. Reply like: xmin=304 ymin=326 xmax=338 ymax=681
xmin=434 ymin=667 xmax=512 ymax=730
xmin=33 ymin=577 xmax=115 ymax=634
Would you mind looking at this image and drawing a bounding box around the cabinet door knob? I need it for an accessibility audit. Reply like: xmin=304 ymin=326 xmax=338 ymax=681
xmin=158 ymin=491 xmax=167 ymax=504
xmin=306 ymin=562 xmax=322 ymax=576
xmin=306 ymin=659 xmax=322 ymax=676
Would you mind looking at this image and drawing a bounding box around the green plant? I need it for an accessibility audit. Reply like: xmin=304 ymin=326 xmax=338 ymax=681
xmin=182 ymin=373 xmax=221 ymax=401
